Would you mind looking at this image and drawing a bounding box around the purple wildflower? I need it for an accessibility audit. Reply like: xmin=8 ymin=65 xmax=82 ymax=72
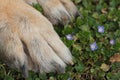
xmin=66 ymin=34 xmax=74 ymax=40
xmin=98 ymin=26 xmax=104 ymax=33
xmin=110 ymin=39 xmax=115 ymax=45
xmin=90 ymin=42 xmax=98 ymax=51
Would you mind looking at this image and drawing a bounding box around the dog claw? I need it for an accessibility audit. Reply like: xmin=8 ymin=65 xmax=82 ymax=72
xmin=21 ymin=64 xmax=28 ymax=78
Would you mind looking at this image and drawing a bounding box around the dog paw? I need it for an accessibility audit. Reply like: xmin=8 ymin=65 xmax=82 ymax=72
xmin=37 ymin=0 xmax=80 ymax=25
xmin=0 ymin=28 xmax=29 ymax=78
xmin=0 ymin=0 xmax=73 ymax=77
xmin=18 ymin=15 xmax=73 ymax=74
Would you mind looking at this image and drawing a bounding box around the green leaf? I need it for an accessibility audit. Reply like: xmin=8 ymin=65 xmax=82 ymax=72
xmin=4 ymin=76 xmax=14 ymax=80
xmin=75 ymin=62 xmax=85 ymax=73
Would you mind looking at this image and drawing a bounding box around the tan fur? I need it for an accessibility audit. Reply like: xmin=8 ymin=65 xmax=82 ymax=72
xmin=0 ymin=0 xmax=77 ymax=78
xmin=24 ymin=0 xmax=79 ymax=25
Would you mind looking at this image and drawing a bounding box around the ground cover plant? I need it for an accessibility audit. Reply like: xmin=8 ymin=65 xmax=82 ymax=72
xmin=0 ymin=0 xmax=120 ymax=80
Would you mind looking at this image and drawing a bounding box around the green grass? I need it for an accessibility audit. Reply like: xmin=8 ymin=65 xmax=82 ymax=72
xmin=0 ymin=0 xmax=120 ymax=80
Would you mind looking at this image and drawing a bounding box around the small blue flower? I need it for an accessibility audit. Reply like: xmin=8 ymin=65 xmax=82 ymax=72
xmin=67 ymin=77 xmax=72 ymax=80
xmin=90 ymin=42 xmax=98 ymax=51
xmin=110 ymin=39 xmax=115 ymax=45
xmin=66 ymin=34 xmax=74 ymax=40
xmin=98 ymin=26 xmax=104 ymax=33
